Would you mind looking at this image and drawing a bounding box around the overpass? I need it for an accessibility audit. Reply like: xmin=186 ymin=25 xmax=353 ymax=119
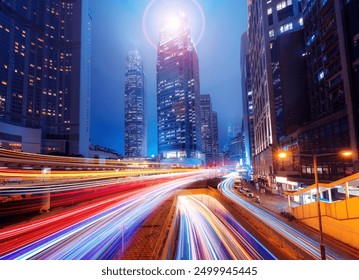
xmin=284 ymin=173 xmax=359 ymax=249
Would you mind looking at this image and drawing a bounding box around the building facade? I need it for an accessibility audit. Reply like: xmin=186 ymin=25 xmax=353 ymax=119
xmin=247 ymin=0 xmax=359 ymax=191
xmin=343 ymin=1 xmax=359 ymax=164
xmin=156 ymin=13 xmax=202 ymax=164
xmin=0 ymin=0 xmax=91 ymax=156
xmin=248 ymin=0 xmax=275 ymax=179
xmin=200 ymin=94 xmax=218 ymax=165
xmin=241 ymin=32 xmax=255 ymax=167
xmin=124 ymin=49 xmax=146 ymax=158
xmin=229 ymin=129 xmax=246 ymax=165
xmin=247 ymin=0 xmax=306 ymax=185
xmin=200 ymin=94 xmax=213 ymax=164
xmin=212 ymin=111 xmax=219 ymax=164
xmin=294 ymin=0 xmax=359 ymax=181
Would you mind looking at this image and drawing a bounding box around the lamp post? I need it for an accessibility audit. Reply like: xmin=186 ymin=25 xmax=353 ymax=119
xmin=313 ymin=153 xmax=326 ymax=260
xmin=277 ymin=150 xmax=353 ymax=260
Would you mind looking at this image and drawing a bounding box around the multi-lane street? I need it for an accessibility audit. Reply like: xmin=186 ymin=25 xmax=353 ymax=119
xmin=0 ymin=172 xmax=204 ymax=259
xmin=175 ymin=194 xmax=276 ymax=260
xmin=1 ymin=152 xmax=358 ymax=260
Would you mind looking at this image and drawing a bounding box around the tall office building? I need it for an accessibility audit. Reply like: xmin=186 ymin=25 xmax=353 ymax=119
xmin=229 ymin=129 xmax=245 ymax=164
xmin=226 ymin=124 xmax=245 ymax=164
xmin=241 ymin=32 xmax=254 ymax=167
xmin=295 ymin=0 xmax=359 ymax=180
xmin=212 ymin=111 xmax=219 ymax=164
xmin=0 ymin=0 xmax=91 ymax=156
xmin=157 ymin=12 xmax=202 ymax=164
xmin=343 ymin=1 xmax=359 ymax=158
xmin=248 ymin=0 xmax=305 ymax=183
xmin=200 ymin=94 xmax=215 ymax=165
xmin=124 ymin=49 xmax=146 ymax=158
xmin=253 ymin=0 xmax=359 ymax=190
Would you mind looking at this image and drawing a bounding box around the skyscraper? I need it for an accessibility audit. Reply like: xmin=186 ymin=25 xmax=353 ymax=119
xmin=0 ymin=0 xmax=91 ymax=156
xmin=343 ymin=1 xmax=359 ymax=162
xmin=240 ymin=32 xmax=254 ymax=167
xmin=247 ymin=0 xmax=359 ymax=189
xmin=156 ymin=12 xmax=202 ymax=164
xmin=212 ymin=111 xmax=219 ymax=164
xmin=124 ymin=49 xmax=146 ymax=158
xmin=295 ymin=0 xmax=359 ymax=180
xmin=248 ymin=0 xmax=305 ymax=183
xmin=200 ymin=94 xmax=215 ymax=165
xmin=229 ymin=130 xmax=245 ymax=164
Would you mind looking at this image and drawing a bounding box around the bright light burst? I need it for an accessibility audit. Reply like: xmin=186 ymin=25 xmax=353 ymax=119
xmin=164 ymin=14 xmax=182 ymax=31
xmin=142 ymin=0 xmax=206 ymax=49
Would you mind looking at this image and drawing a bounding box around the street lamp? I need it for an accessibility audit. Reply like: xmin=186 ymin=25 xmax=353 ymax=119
xmin=277 ymin=150 xmax=352 ymax=260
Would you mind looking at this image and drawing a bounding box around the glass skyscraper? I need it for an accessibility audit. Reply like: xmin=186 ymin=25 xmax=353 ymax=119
xmin=156 ymin=12 xmax=202 ymax=163
xmin=241 ymin=31 xmax=254 ymax=168
xmin=212 ymin=111 xmax=219 ymax=164
xmin=124 ymin=49 xmax=146 ymax=158
xmin=200 ymin=94 xmax=214 ymax=165
xmin=0 ymin=0 xmax=91 ymax=156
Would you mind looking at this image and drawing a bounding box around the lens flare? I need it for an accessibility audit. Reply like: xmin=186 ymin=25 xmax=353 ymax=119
xmin=142 ymin=0 xmax=206 ymax=49
xmin=164 ymin=14 xmax=182 ymax=31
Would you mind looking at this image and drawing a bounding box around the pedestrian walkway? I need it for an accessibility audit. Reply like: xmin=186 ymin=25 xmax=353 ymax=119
xmin=242 ymin=181 xmax=299 ymax=216
xmin=237 ymin=180 xmax=359 ymax=259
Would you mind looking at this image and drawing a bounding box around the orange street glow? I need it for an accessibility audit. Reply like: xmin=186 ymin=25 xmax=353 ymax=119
xmin=341 ymin=150 xmax=353 ymax=157
xmin=278 ymin=152 xmax=287 ymax=159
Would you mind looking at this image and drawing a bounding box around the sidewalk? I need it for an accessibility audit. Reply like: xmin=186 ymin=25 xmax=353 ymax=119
xmin=240 ymin=181 xmax=359 ymax=259
xmin=242 ymin=181 xmax=299 ymax=216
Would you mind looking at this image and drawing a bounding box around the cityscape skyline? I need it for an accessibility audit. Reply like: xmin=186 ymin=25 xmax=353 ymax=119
xmin=90 ymin=0 xmax=247 ymax=157
xmin=1 ymin=0 xmax=359 ymax=265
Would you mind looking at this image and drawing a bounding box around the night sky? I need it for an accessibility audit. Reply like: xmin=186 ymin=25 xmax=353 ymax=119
xmin=90 ymin=0 xmax=247 ymax=156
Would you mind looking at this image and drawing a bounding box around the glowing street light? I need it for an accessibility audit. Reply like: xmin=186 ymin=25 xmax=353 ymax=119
xmin=278 ymin=152 xmax=287 ymax=159
xmin=277 ymin=149 xmax=353 ymax=260
xmin=341 ymin=150 xmax=353 ymax=157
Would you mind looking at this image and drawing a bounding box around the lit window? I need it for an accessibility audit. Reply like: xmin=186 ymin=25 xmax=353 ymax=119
xmin=269 ymin=29 xmax=274 ymax=37
xmin=280 ymin=22 xmax=293 ymax=33
xmin=299 ymin=18 xmax=303 ymax=26
xmin=277 ymin=0 xmax=292 ymax=11
xmin=267 ymin=8 xmax=272 ymax=15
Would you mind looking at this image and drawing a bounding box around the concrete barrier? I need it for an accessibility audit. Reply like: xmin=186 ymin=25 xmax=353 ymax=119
xmin=154 ymin=194 xmax=178 ymax=260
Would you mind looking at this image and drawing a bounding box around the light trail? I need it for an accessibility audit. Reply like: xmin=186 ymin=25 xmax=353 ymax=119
xmin=0 ymin=173 xmax=205 ymax=259
xmin=175 ymin=194 xmax=276 ymax=260
xmin=218 ymin=173 xmax=339 ymax=260
xmin=0 ymin=172 xmax=200 ymax=216
xmin=0 ymin=171 xmax=197 ymax=195
xmin=0 ymin=167 xmax=197 ymax=183
xmin=0 ymin=148 xmax=161 ymax=168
